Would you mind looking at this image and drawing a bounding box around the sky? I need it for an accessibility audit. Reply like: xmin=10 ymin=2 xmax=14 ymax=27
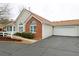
xmin=0 ymin=0 xmax=79 ymax=21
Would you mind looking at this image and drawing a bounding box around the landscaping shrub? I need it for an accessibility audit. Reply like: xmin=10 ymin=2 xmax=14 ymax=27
xmin=14 ymin=32 xmax=22 ymax=36
xmin=14 ymin=32 xmax=34 ymax=39
xmin=21 ymin=32 xmax=34 ymax=39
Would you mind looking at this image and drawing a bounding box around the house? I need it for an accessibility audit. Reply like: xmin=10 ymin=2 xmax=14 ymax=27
xmin=5 ymin=9 xmax=53 ymax=40
xmin=4 ymin=21 xmax=16 ymax=34
xmin=4 ymin=8 xmax=79 ymax=40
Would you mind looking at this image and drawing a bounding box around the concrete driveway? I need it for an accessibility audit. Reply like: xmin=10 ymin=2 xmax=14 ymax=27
xmin=0 ymin=36 xmax=79 ymax=56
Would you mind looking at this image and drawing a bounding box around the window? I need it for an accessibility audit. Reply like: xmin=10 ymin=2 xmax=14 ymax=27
xmin=7 ymin=27 xmax=9 ymax=31
xmin=30 ymin=21 xmax=36 ymax=33
xmin=10 ymin=26 xmax=12 ymax=31
xmin=19 ymin=23 xmax=23 ymax=32
xmin=7 ymin=26 xmax=12 ymax=31
xmin=14 ymin=27 xmax=15 ymax=31
xmin=19 ymin=27 xmax=23 ymax=32
xmin=30 ymin=25 xmax=36 ymax=33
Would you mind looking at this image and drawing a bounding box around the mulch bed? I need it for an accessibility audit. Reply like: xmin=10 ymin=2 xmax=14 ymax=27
xmin=0 ymin=36 xmax=22 ymax=42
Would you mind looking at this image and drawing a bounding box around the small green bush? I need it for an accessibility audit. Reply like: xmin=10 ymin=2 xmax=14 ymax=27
xmin=21 ymin=32 xmax=34 ymax=39
xmin=14 ymin=32 xmax=34 ymax=39
xmin=14 ymin=32 xmax=22 ymax=36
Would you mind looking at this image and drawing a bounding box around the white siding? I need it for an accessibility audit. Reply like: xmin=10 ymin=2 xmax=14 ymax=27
xmin=76 ymin=25 xmax=79 ymax=36
xmin=42 ymin=24 xmax=53 ymax=39
xmin=54 ymin=25 xmax=78 ymax=36
xmin=15 ymin=9 xmax=31 ymax=32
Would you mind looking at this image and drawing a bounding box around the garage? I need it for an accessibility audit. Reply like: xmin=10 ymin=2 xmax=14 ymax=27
xmin=54 ymin=25 xmax=78 ymax=36
xmin=52 ymin=20 xmax=79 ymax=36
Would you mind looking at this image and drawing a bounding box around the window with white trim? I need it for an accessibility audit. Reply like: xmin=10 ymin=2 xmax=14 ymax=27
xmin=10 ymin=26 xmax=12 ymax=31
xmin=19 ymin=23 xmax=23 ymax=32
xmin=19 ymin=27 xmax=23 ymax=32
xmin=14 ymin=27 xmax=15 ymax=31
xmin=7 ymin=26 xmax=12 ymax=31
xmin=30 ymin=21 xmax=36 ymax=33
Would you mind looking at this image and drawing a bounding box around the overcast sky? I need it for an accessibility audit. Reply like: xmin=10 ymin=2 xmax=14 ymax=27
xmin=0 ymin=0 xmax=79 ymax=21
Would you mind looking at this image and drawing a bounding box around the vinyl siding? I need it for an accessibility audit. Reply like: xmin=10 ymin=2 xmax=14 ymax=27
xmin=42 ymin=24 xmax=53 ymax=39
xmin=15 ymin=9 xmax=31 ymax=32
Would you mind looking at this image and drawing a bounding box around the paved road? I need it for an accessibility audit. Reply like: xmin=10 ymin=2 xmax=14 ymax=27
xmin=0 ymin=36 xmax=79 ymax=56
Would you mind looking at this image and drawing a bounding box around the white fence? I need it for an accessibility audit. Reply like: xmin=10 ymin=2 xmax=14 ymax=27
xmin=0 ymin=32 xmax=13 ymax=38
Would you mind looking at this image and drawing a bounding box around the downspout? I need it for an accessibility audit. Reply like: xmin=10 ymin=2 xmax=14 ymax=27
xmin=52 ymin=26 xmax=54 ymax=36
xmin=76 ymin=24 xmax=79 ymax=37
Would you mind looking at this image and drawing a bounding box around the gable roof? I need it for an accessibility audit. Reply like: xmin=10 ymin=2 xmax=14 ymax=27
xmin=5 ymin=21 xmax=15 ymax=26
xmin=14 ymin=8 xmax=79 ymax=26
xmin=52 ymin=19 xmax=79 ymax=26
xmin=19 ymin=9 xmax=53 ymax=25
xmin=30 ymin=11 xmax=52 ymax=25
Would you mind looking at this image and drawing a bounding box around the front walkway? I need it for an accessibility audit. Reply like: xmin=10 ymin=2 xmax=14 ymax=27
xmin=0 ymin=36 xmax=79 ymax=56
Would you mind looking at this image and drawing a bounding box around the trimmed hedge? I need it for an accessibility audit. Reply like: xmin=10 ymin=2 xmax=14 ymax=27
xmin=14 ymin=32 xmax=22 ymax=36
xmin=14 ymin=32 xmax=34 ymax=39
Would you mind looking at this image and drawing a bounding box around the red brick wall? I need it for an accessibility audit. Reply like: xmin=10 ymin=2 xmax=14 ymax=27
xmin=25 ymin=17 xmax=42 ymax=40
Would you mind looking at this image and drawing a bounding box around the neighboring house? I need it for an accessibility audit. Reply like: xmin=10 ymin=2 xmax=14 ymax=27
xmin=4 ymin=21 xmax=16 ymax=34
xmin=4 ymin=8 xmax=79 ymax=40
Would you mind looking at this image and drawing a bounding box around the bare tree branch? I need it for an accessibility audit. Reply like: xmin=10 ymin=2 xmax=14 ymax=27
xmin=0 ymin=3 xmax=12 ymax=24
xmin=0 ymin=3 xmax=11 ymax=19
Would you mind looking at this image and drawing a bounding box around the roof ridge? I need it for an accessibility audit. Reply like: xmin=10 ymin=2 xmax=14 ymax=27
xmin=52 ymin=19 xmax=79 ymax=22
xmin=24 ymin=9 xmax=52 ymax=22
xmin=52 ymin=19 xmax=79 ymax=26
xmin=24 ymin=8 xmax=52 ymax=25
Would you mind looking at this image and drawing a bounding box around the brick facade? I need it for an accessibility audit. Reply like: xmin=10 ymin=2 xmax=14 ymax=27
xmin=25 ymin=17 xmax=42 ymax=40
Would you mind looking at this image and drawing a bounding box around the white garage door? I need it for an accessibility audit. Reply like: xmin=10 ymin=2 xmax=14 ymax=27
xmin=54 ymin=26 xmax=77 ymax=36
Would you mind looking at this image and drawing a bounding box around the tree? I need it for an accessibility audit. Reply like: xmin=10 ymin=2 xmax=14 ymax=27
xmin=0 ymin=3 xmax=25 ymax=25
xmin=0 ymin=3 xmax=11 ymax=19
xmin=0 ymin=18 xmax=10 ymax=25
xmin=0 ymin=3 xmax=11 ymax=24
